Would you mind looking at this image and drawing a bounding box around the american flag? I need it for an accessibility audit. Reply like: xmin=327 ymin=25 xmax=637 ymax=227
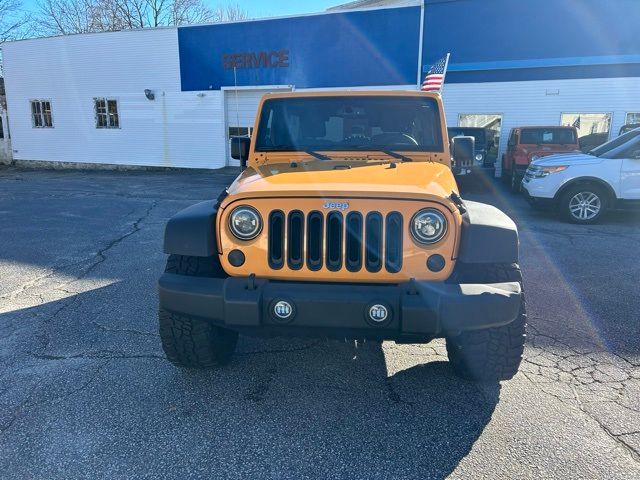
xmin=572 ymin=116 xmax=581 ymax=129
xmin=421 ymin=54 xmax=450 ymax=92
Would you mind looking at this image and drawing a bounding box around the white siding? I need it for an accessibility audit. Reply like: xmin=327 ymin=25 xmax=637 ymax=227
xmin=442 ymin=77 xmax=640 ymax=175
xmin=2 ymin=29 xmax=227 ymax=169
xmin=224 ymin=88 xmax=292 ymax=166
xmin=3 ymin=25 xmax=639 ymax=172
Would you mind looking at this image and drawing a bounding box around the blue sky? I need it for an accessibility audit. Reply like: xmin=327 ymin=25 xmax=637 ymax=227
xmin=21 ymin=0 xmax=342 ymax=18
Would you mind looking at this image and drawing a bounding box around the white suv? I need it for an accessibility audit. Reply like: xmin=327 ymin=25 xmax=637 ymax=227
xmin=522 ymin=129 xmax=640 ymax=223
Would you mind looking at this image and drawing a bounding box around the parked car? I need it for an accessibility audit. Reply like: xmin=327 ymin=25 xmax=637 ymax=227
xmin=579 ymin=132 xmax=610 ymax=152
xmin=159 ymin=91 xmax=526 ymax=382
xmin=619 ymin=123 xmax=640 ymax=136
xmin=447 ymin=127 xmax=496 ymax=175
xmin=522 ymin=128 xmax=640 ymax=223
xmin=502 ymin=126 xmax=580 ymax=192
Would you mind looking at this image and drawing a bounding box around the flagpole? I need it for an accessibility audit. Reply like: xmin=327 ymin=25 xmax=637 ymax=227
xmin=439 ymin=52 xmax=451 ymax=95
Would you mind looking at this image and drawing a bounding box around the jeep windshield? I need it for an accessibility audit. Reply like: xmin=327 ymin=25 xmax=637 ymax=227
xmin=254 ymin=96 xmax=443 ymax=154
xmin=520 ymin=128 xmax=577 ymax=145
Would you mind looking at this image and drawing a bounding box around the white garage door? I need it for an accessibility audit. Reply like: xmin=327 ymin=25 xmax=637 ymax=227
xmin=224 ymin=88 xmax=291 ymax=166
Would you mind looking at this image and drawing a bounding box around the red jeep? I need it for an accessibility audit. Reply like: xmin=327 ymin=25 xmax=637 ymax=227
xmin=502 ymin=126 xmax=579 ymax=191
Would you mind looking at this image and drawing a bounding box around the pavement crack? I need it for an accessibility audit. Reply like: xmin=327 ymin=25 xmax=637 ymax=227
xmin=90 ymin=321 xmax=159 ymax=337
xmin=0 ymin=200 xmax=159 ymax=303
xmin=29 ymin=350 xmax=165 ymax=361
xmin=79 ymin=200 xmax=159 ymax=280
xmin=0 ymin=360 xmax=109 ymax=435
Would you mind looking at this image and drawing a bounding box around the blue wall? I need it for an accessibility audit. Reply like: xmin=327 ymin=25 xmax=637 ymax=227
xmin=178 ymin=6 xmax=421 ymax=91
xmin=177 ymin=0 xmax=640 ymax=90
xmin=422 ymin=0 xmax=640 ymax=82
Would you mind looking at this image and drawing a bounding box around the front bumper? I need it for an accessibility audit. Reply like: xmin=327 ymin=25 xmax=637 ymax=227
xmin=158 ymin=274 xmax=522 ymax=340
xmin=521 ymin=183 xmax=555 ymax=209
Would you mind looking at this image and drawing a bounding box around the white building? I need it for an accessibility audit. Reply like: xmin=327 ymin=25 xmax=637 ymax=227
xmin=2 ymin=0 xmax=639 ymax=173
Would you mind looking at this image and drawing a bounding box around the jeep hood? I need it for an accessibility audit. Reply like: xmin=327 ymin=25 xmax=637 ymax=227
xmin=224 ymin=160 xmax=459 ymax=207
xmin=531 ymin=152 xmax=603 ymax=167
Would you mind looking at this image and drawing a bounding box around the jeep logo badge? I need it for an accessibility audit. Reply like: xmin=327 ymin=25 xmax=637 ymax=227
xmin=273 ymin=300 xmax=293 ymax=320
xmin=368 ymin=304 xmax=389 ymax=323
xmin=323 ymin=201 xmax=349 ymax=210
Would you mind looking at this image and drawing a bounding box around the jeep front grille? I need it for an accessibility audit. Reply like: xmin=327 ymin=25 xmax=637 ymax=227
xmin=268 ymin=210 xmax=403 ymax=274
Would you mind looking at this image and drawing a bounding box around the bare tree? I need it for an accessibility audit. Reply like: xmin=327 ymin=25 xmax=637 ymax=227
xmin=34 ymin=0 xmax=248 ymax=35
xmin=211 ymin=3 xmax=248 ymax=22
xmin=0 ymin=0 xmax=30 ymax=41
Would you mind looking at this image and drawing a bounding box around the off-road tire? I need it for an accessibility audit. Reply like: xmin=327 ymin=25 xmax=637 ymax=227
xmin=164 ymin=253 xmax=226 ymax=278
xmin=559 ymin=183 xmax=608 ymax=224
xmin=160 ymin=254 xmax=237 ymax=368
xmin=446 ymin=263 xmax=526 ymax=382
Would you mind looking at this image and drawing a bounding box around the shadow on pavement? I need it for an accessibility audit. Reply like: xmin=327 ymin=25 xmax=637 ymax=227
xmin=0 ymin=288 xmax=501 ymax=478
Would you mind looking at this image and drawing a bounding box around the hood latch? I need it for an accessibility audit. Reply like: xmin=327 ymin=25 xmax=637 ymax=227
xmin=449 ymin=191 xmax=467 ymax=214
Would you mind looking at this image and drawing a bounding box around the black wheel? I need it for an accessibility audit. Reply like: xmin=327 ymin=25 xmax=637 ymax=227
xmin=510 ymin=164 xmax=521 ymax=193
xmin=160 ymin=255 xmax=238 ymax=368
xmin=500 ymin=165 xmax=511 ymax=184
xmin=446 ymin=263 xmax=526 ymax=382
xmin=560 ymin=184 xmax=608 ymax=224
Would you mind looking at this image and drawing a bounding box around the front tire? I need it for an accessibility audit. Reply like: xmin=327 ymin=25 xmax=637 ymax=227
xmin=560 ymin=184 xmax=608 ymax=224
xmin=159 ymin=255 xmax=238 ymax=368
xmin=446 ymin=263 xmax=526 ymax=382
xmin=510 ymin=164 xmax=521 ymax=193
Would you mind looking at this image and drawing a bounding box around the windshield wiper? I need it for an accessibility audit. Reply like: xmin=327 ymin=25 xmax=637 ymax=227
xmin=379 ymin=149 xmax=413 ymax=162
xmin=304 ymin=150 xmax=332 ymax=161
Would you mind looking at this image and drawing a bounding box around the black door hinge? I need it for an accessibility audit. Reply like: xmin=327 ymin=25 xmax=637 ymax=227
xmin=449 ymin=191 xmax=467 ymax=214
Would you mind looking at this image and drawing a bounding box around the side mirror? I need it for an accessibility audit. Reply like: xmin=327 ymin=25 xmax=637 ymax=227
xmin=230 ymin=136 xmax=251 ymax=169
xmin=451 ymin=136 xmax=475 ymax=171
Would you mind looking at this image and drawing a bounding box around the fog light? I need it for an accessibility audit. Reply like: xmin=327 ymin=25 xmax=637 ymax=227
xmin=228 ymin=249 xmax=245 ymax=267
xmin=271 ymin=299 xmax=295 ymax=322
xmin=427 ymin=254 xmax=445 ymax=272
xmin=366 ymin=303 xmax=392 ymax=326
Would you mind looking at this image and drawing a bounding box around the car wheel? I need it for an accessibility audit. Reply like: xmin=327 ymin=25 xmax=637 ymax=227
xmin=510 ymin=165 xmax=521 ymax=193
xmin=160 ymin=255 xmax=238 ymax=368
xmin=560 ymin=184 xmax=608 ymax=224
xmin=446 ymin=263 xmax=526 ymax=382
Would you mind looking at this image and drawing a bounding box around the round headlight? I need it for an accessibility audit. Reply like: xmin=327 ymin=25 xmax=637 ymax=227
xmin=475 ymin=153 xmax=484 ymax=162
xmin=410 ymin=208 xmax=447 ymax=244
xmin=229 ymin=206 xmax=262 ymax=240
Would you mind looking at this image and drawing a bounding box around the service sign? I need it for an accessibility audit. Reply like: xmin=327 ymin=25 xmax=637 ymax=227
xmin=177 ymin=7 xmax=420 ymax=91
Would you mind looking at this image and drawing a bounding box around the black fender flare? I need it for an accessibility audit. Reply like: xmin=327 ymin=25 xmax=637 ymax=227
xmin=457 ymin=200 xmax=519 ymax=264
xmin=163 ymin=191 xmax=227 ymax=257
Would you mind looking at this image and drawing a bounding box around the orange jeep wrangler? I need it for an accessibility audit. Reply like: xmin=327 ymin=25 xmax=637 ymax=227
xmin=158 ymin=91 xmax=525 ymax=381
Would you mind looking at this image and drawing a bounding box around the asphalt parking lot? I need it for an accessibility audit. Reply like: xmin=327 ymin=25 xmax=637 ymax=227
xmin=1 ymin=167 xmax=639 ymax=479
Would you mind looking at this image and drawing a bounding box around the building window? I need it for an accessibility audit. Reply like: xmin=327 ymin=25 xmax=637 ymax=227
xmin=228 ymin=126 xmax=253 ymax=138
xmin=561 ymin=113 xmax=611 ymax=152
xmin=626 ymin=113 xmax=640 ymax=125
xmin=458 ymin=113 xmax=503 ymax=157
xmin=95 ymin=98 xmax=119 ymax=128
xmin=31 ymin=100 xmax=53 ymax=128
